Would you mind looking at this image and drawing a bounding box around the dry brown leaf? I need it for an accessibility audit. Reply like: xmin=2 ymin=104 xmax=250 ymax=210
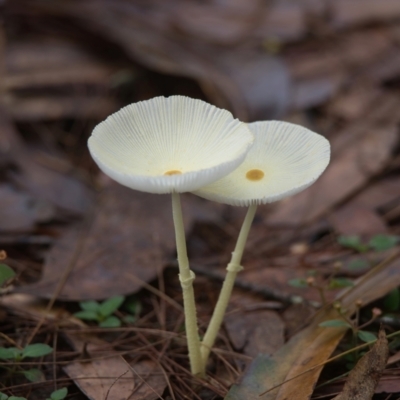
xmin=225 ymin=292 xmax=284 ymax=358
xmin=328 ymin=176 xmax=400 ymax=234
xmin=326 ymin=85 xmax=382 ymax=121
xmin=30 ymin=0 xmax=292 ymax=121
xmin=331 ymin=328 xmax=389 ymax=400
xmin=0 ymin=111 xmax=93 ymax=215
xmin=0 ymin=185 xmax=54 ymax=231
xmin=226 ymin=253 xmax=400 ymax=400
xmin=331 ymin=0 xmax=400 ymax=28
xmin=351 ymin=177 xmax=400 ymax=210
xmin=64 ymin=356 xmax=136 ymax=400
xmin=375 ymin=373 xmax=400 ymax=393
xmin=18 ymin=181 xmax=223 ymax=300
xmin=5 ymin=95 xmax=118 ymax=121
xmin=328 ymin=203 xmax=388 ymax=236
xmin=269 ymin=104 xmax=399 ymax=225
xmin=64 ymin=332 xmax=167 ymax=400
xmin=237 ymin=262 xmax=337 ymax=303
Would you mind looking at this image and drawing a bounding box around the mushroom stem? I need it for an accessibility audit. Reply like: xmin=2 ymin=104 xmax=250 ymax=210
xmin=200 ymin=203 xmax=257 ymax=367
xmin=171 ymin=192 xmax=203 ymax=377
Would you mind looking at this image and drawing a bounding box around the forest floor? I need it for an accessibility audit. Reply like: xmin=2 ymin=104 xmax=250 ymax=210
xmin=1 ymin=1 xmax=400 ymax=399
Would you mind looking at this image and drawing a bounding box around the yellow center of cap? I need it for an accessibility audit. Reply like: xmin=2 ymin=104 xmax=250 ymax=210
xmin=164 ymin=170 xmax=182 ymax=176
xmin=246 ymin=169 xmax=264 ymax=181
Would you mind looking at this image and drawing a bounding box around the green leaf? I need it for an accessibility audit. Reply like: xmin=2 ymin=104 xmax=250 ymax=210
xmin=0 ymin=264 xmax=16 ymax=286
xmin=0 ymin=392 xmax=8 ymax=400
xmin=288 ymin=278 xmax=308 ymax=288
xmin=79 ymin=300 xmax=100 ymax=312
xmin=98 ymin=295 xmax=125 ymax=317
xmin=347 ymin=259 xmax=370 ymax=271
xmin=0 ymin=347 xmax=21 ymax=360
xmin=9 ymin=397 xmax=27 ymax=400
xmin=50 ymin=387 xmax=68 ymax=400
xmin=369 ymin=234 xmax=399 ymax=251
xmin=22 ymin=343 xmax=53 ymax=359
xmin=328 ymin=278 xmax=354 ymax=289
xmin=338 ymin=235 xmax=368 ymax=252
xmin=99 ymin=316 xmax=121 ymax=328
xmin=384 ymin=288 xmax=400 ymax=311
xmin=357 ymin=330 xmax=377 ymax=343
xmin=319 ymin=319 xmax=351 ymax=328
xmin=22 ymin=368 xmax=44 ymax=382
xmin=73 ymin=310 xmax=99 ymax=321
xmin=124 ymin=298 xmax=142 ymax=316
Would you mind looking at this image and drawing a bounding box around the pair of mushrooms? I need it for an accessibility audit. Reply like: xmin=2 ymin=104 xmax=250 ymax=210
xmin=88 ymin=96 xmax=330 ymax=377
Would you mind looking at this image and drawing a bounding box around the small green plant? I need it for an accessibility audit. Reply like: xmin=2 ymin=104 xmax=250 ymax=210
xmin=74 ymin=295 xmax=125 ymax=327
xmin=46 ymin=387 xmax=68 ymax=400
xmin=288 ymin=268 xmax=354 ymax=306
xmin=0 ymin=343 xmax=53 ymax=383
xmin=122 ymin=297 xmax=142 ymax=324
xmin=338 ymin=235 xmax=369 ymax=252
xmin=0 ymin=264 xmax=16 ymax=287
xmin=369 ymin=234 xmax=399 ymax=251
xmin=0 ymin=394 xmax=27 ymax=400
xmin=338 ymin=234 xmax=399 ymax=253
xmin=318 ymin=300 xmax=382 ymax=369
xmin=0 ymin=387 xmax=67 ymax=400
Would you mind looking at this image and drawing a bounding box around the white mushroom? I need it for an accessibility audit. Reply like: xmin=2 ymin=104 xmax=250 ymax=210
xmin=195 ymin=120 xmax=330 ymax=365
xmin=193 ymin=120 xmax=330 ymax=206
xmin=87 ymin=96 xmax=254 ymax=377
xmin=88 ymin=95 xmax=254 ymax=194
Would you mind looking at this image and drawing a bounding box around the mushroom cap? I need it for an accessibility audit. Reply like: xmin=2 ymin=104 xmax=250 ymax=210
xmin=193 ymin=120 xmax=330 ymax=206
xmin=88 ymin=96 xmax=254 ymax=194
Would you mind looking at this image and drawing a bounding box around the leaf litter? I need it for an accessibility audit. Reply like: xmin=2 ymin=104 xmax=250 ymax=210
xmin=17 ymin=180 xmax=224 ymax=301
xmin=226 ymin=252 xmax=400 ymax=400
xmin=331 ymin=328 xmax=389 ymax=400
xmin=1 ymin=1 xmax=400 ymax=399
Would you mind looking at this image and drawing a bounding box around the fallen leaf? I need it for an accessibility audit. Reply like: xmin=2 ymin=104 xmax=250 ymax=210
xmin=225 ymin=292 xmax=284 ymax=359
xmin=326 ymin=85 xmax=382 ymax=120
xmin=127 ymin=360 xmax=168 ymax=400
xmin=328 ymin=203 xmax=388 ymax=236
xmin=18 ymin=182 xmax=223 ymax=300
xmin=331 ymin=328 xmax=389 ymax=400
xmin=331 ymin=0 xmax=400 ymax=28
xmin=46 ymin=1 xmax=292 ymax=121
xmin=64 ymin=333 xmax=166 ymax=400
xmin=351 ymin=177 xmax=400 ymax=210
xmin=6 ymin=95 xmax=118 ymax=121
xmin=0 ymin=185 xmax=54 ymax=231
xmin=225 ymin=253 xmax=400 ymax=400
xmin=374 ymin=373 xmax=400 ymax=393
xmin=316 ymin=371 xmax=400 ymax=398
xmin=0 ymin=110 xmax=93 ymax=215
xmin=268 ymin=105 xmax=399 ymax=225
xmin=236 ymin=261 xmax=338 ymax=303
xmin=281 ymin=303 xmax=315 ymax=337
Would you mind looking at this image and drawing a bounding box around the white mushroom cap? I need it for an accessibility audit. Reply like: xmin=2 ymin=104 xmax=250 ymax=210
xmin=193 ymin=121 xmax=330 ymax=206
xmin=88 ymin=96 xmax=254 ymax=194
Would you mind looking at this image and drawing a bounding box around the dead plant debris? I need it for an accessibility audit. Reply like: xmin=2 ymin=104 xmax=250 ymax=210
xmin=1 ymin=1 xmax=400 ymax=399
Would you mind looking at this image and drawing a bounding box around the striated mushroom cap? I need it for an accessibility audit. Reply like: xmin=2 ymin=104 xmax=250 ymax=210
xmin=88 ymin=96 xmax=254 ymax=194
xmin=193 ymin=120 xmax=330 ymax=206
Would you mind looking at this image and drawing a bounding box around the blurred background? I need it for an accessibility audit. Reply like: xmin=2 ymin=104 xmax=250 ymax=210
xmin=1 ymin=1 xmax=400 ymax=398
xmin=2 ymin=0 xmax=400 ymax=233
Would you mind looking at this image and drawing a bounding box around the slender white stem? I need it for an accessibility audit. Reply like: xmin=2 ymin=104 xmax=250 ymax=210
xmin=171 ymin=192 xmax=203 ymax=376
xmin=200 ymin=203 xmax=257 ymax=367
